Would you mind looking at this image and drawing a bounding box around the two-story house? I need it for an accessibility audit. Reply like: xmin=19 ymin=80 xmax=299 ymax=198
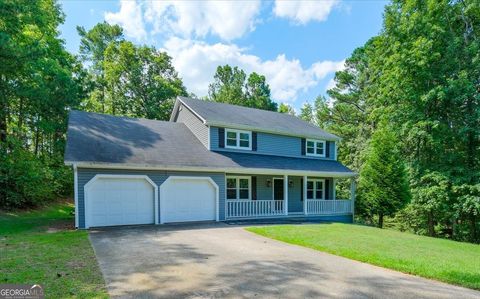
xmin=65 ymin=96 xmax=356 ymax=229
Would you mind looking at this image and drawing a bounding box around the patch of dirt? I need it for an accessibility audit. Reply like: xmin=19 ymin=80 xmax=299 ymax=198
xmin=45 ymin=220 xmax=75 ymax=233
xmin=66 ymin=260 xmax=86 ymax=269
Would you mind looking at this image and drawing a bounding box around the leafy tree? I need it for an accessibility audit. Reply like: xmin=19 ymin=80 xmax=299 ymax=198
xmin=208 ymin=65 xmax=246 ymax=105
xmin=245 ymin=72 xmax=277 ymax=111
xmin=77 ymin=22 xmax=124 ymax=113
xmin=452 ymin=184 xmax=480 ymax=242
xmin=299 ymin=102 xmax=314 ymax=123
xmin=208 ymin=65 xmax=277 ymax=111
xmin=103 ymin=41 xmax=187 ymax=120
xmin=0 ymin=0 xmax=84 ymax=207
xmin=278 ymin=103 xmax=296 ymax=115
xmin=410 ymin=172 xmax=451 ymax=237
xmin=358 ymin=128 xmax=410 ymax=228
xmin=314 ymin=0 xmax=480 ymax=242
xmin=317 ymin=42 xmax=375 ymax=172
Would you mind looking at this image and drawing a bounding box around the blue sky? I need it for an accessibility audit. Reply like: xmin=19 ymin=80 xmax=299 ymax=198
xmin=59 ymin=0 xmax=387 ymax=110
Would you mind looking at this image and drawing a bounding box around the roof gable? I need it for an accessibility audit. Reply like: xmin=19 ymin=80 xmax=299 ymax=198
xmin=174 ymin=96 xmax=340 ymax=141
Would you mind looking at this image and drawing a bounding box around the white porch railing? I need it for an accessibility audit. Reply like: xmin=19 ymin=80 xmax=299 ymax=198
xmin=226 ymin=200 xmax=284 ymax=218
xmin=306 ymin=199 xmax=352 ymax=215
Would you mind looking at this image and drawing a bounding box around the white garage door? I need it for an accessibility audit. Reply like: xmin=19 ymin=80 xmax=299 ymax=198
xmin=86 ymin=177 xmax=155 ymax=227
xmin=161 ymin=177 xmax=217 ymax=223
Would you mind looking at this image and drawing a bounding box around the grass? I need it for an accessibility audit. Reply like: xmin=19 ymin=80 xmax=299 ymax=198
xmin=247 ymin=223 xmax=480 ymax=290
xmin=0 ymin=202 xmax=108 ymax=298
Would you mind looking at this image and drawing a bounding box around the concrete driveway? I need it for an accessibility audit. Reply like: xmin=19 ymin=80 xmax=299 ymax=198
xmin=89 ymin=223 xmax=480 ymax=299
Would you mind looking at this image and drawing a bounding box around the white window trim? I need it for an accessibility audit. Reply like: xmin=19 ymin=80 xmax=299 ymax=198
xmin=225 ymin=128 xmax=252 ymax=150
xmin=306 ymin=139 xmax=326 ymax=157
xmin=226 ymin=176 xmax=251 ymax=200
xmin=306 ymin=178 xmax=325 ymax=200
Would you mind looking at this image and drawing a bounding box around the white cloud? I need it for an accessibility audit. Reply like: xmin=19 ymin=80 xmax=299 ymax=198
xmin=273 ymin=0 xmax=339 ymax=24
xmin=105 ymin=0 xmax=147 ymax=40
xmin=104 ymin=1 xmax=261 ymax=41
xmin=163 ymin=38 xmax=344 ymax=102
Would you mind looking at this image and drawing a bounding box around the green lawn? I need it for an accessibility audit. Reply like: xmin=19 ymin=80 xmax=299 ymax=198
xmin=247 ymin=223 xmax=480 ymax=290
xmin=0 ymin=202 xmax=108 ymax=298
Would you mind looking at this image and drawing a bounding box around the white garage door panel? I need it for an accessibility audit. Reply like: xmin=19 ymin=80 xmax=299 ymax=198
xmin=162 ymin=178 xmax=216 ymax=223
xmin=88 ymin=178 xmax=155 ymax=227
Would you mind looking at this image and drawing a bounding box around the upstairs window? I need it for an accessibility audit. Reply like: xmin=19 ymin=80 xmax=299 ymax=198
xmin=226 ymin=176 xmax=251 ymax=200
xmin=306 ymin=139 xmax=326 ymax=157
xmin=225 ymin=129 xmax=251 ymax=150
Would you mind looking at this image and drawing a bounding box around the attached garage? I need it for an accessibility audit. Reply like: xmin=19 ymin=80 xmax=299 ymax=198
xmin=160 ymin=176 xmax=219 ymax=223
xmin=84 ymin=175 xmax=158 ymax=228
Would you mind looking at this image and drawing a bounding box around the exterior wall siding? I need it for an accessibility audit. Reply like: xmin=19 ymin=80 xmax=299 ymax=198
xmin=174 ymin=104 xmax=209 ymax=148
xmin=210 ymin=126 xmax=336 ymax=160
xmin=77 ymin=168 xmax=225 ymax=228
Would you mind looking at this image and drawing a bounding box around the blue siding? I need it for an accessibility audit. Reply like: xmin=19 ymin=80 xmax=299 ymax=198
xmin=174 ymin=104 xmax=209 ymax=148
xmin=77 ymin=168 xmax=225 ymax=229
xmin=211 ymin=126 xmax=336 ymax=160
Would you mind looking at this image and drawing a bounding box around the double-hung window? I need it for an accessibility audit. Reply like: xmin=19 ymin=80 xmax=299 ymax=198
xmin=225 ymin=129 xmax=251 ymax=150
xmin=306 ymin=179 xmax=325 ymax=200
xmin=306 ymin=139 xmax=326 ymax=157
xmin=226 ymin=176 xmax=251 ymax=200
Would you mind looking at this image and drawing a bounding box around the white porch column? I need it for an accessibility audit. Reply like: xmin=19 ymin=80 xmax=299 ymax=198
xmin=284 ymin=175 xmax=288 ymax=215
xmin=303 ymin=175 xmax=308 ymax=215
xmin=350 ymin=178 xmax=356 ymax=221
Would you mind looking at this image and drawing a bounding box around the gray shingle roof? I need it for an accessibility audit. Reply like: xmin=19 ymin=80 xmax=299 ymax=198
xmin=177 ymin=96 xmax=341 ymax=141
xmin=65 ymin=110 xmax=354 ymax=176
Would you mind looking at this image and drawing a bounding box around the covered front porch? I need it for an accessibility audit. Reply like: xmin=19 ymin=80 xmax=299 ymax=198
xmin=225 ymin=174 xmax=356 ymax=220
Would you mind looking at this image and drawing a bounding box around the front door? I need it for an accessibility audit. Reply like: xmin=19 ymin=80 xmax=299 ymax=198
xmin=273 ymin=178 xmax=284 ymax=200
xmin=273 ymin=179 xmax=284 ymax=212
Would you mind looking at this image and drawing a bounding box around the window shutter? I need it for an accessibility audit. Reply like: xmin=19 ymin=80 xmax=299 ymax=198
xmin=219 ymin=128 xmax=225 ymax=148
xmin=300 ymin=178 xmax=303 ymax=201
xmin=325 ymin=179 xmax=330 ymax=200
xmin=326 ymin=141 xmax=330 ymax=158
xmin=252 ymin=176 xmax=257 ymax=200
xmin=252 ymin=132 xmax=257 ymax=151
xmin=301 ymin=138 xmax=306 ymax=155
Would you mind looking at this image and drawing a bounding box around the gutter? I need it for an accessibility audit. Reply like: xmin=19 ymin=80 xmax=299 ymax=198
xmin=64 ymin=161 xmax=358 ymax=178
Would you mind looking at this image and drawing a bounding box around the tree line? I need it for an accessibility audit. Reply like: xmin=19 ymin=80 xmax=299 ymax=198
xmin=1 ymin=0 xmax=479 ymax=243
xmin=310 ymin=0 xmax=479 ymax=243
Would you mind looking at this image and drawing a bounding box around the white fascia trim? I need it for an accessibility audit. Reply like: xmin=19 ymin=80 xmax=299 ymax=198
xmin=207 ymin=125 xmax=211 ymax=150
xmin=73 ymin=164 xmax=79 ymax=228
xmin=159 ymin=176 xmax=219 ymax=224
xmin=83 ymin=174 xmax=159 ymax=229
xmin=67 ymin=162 xmax=358 ymax=178
xmin=206 ymin=120 xmax=342 ymax=142
xmin=176 ymin=97 xmax=208 ymax=124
